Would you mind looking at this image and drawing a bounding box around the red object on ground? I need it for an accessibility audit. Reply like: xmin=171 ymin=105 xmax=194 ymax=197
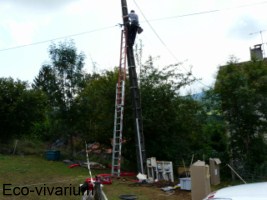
xmin=83 ymin=171 xmax=136 ymax=187
xmin=84 ymin=175 xmax=112 ymax=185
xmin=96 ymin=174 xmax=112 ymax=185
xmin=120 ymin=172 xmax=136 ymax=177
xmin=97 ymin=173 xmax=112 ymax=177
xmin=68 ymin=163 xmax=80 ymax=168
xmin=85 ymin=178 xmax=96 ymax=182
xmin=85 ymin=178 xmax=94 ymax=191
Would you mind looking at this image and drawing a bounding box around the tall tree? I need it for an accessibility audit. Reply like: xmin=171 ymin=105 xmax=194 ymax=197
xmin=33 ymin=40 xmax=85 ymax=155
xmin=198 ymin=89 xmax=228 ymax=161
xmin=75 ymin=71 xmax=118 ymax=143
xmin=0 ymin=78 xmax=47 ymax=143
xmin=126 ymin=56 xmax=199 ymax=163
xmin=215 ymin=57 xmax=267 ymax=173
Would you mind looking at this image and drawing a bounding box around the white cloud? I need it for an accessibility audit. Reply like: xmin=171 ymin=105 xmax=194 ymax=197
xmin=1 ymin=0 xmax=267 ymax=94
xmin=6 ymin=21 xmax=36 ymax=45
xmin=0 ymin=0 xmax=74 ymax=12
xmin=64 ymin=0 xmax=89 ymax=15
xmin=228 ymin=15 xmax=265 ymax=40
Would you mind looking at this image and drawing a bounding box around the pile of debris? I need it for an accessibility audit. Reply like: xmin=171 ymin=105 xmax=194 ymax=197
xmin=63 ymin=159 xmax=106 ymax=169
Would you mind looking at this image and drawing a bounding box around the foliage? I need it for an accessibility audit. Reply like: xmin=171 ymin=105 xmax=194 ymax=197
xmin=33 ymin=40 xmax=85 ymax=111
xmin=199 ymin=89 xmax=228 ymax=161
xmin=75 ymin=71 xmax=117 ymax=144
xmin=4 ymin=40 xmax=259 ymax=180
xmin=0 ymin=78 xmax=47 ymax=143
xmin=171 ymin=96 xmax=205 ymax=163
xmin=126 ymin=56 xmax=202 ymax=164
xmin=32 ymin=40 xmax=86 ymax=156
xmin=214 ymin=57 xmax=267 ymax=172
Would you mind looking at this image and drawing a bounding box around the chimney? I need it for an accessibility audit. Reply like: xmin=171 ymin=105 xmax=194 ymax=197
xmin=250 ymin=44 xmax=263 ymax=61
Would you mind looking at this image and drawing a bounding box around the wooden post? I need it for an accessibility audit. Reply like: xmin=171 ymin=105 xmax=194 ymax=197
xmin=120 ymin=0 xmax=146 ymax=174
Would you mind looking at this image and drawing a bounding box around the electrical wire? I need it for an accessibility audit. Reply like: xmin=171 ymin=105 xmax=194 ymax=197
xmin=132 ymin=0 xmax=267 ymax=89
xmin=146 ymin=1 xmax=267 ymax=23
xmin=1 ymin=0 xmax=267 ymax=89
xmin=148 ymin=9 xmax=219 ymax=23
xmin=1 ymin=1 xmax=267 ymax=53
xmin=133 ymin=0 xmax=209 ymax=88
xmin=0 ymin=25 xmax=117 ymax=52
xmin=0 ymin=0 xmax=267 ymax=54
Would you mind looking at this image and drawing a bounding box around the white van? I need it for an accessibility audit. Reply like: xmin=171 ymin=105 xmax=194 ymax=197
xmin=203 ymin=182 xmax=267 ymax=200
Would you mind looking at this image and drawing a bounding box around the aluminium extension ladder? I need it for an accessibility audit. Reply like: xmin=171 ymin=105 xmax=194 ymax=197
xmin=111 ymin=29 xmax=127 ymax=177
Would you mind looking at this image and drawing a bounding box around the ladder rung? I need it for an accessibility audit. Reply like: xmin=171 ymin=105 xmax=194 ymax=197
xmin=112 ymin=29 xmax=127 ymax=175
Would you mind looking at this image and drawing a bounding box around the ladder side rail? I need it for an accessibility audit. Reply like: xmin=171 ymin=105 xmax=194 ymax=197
xmin=112 ymin=83 xmax=120 ymax=175
xmin=117 ymin=80 xmax=125 ymax=176
xmin=114 ymin=30 xmax=127 ymax=176
xmin=118 ymin=30 xmax=126 ymax=85
xmin=122 ymin=29 xmax=128 ymax=81
xmin=111 ymin=29 xmax=128 ymax=177
xmin=112 ymin=84 xmax=123 ymax=176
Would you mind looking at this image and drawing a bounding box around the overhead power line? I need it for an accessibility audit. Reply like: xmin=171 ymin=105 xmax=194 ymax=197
xmin=148 ymin=0 xmax=267 ymax=22
xmin=133 ymin=0 xmax=209 ymax=88
xmin=149 ymin=9 xmax=219 ymax=23
xmin=1 ymin=0 xmax=267 ymax=53
xmin=132 ymin=0 xmax=267 ymax=89
xmin=0 ymin=25 xmax=117 ymax=52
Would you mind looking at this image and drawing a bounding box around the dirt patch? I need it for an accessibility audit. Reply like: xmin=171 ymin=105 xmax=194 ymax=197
xmin=107 ymin=178 xmax=192 ymax=200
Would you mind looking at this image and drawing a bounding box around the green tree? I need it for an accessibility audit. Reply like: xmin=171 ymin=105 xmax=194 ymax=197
xmin=199 ymin=89 xmax=228 ymax=161
xmin=126 ymin=56 xmax=200 ymax=164
xmin=33 ymin=40 xmax=85 ymax=155
xmin=215 ymin=57 xmax=267 ymax=174
xmin=0 ymin=78 xmax=47 ymax=143
xmin=33 ymin=65 xmax=59 ymax=108
xmin=75 ymin=71 xmax=118 ymax=144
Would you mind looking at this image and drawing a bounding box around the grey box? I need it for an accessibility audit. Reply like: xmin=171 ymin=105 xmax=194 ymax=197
xmin=190 ymin=160 xmax=211 ymax=200
xmin=209 ymin=158 xmax=221 ymax=185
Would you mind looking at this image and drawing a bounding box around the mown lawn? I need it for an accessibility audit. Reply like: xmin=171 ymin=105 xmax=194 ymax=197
xmin=0 ymin=154 xmax=191 ymax=200
xmin=0 ymin=154 xmax=88 ymax=199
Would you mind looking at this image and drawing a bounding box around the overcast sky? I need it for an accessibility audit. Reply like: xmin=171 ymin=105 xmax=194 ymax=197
xmin=1 ymin=0 xmax=267 ymax=94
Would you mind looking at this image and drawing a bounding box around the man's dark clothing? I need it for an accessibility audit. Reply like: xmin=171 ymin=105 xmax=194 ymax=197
xmin=128 ymin=11 xmax=139 ymax=47
xmin=128 ymin=23 xmax=139 ymax=47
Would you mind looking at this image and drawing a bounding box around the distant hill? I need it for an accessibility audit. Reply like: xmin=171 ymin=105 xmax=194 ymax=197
xmin=191 ymin=92 xmax=205 ymax=101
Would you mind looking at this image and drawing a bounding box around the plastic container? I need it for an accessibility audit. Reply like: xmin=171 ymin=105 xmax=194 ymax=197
xmin=45 ymin=150 xmax=60 ymax=161
xmin=179 ymin=177 xmax=191 ymax=190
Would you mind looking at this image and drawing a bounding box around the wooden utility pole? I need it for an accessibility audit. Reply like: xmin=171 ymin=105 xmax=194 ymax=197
xmin=121 ymin=0 xmax=146 ymax=174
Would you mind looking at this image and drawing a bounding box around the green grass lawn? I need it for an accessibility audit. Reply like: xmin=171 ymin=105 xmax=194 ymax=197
xmin=0 ymin=154 xmax=190 ymax=200
xmin=0 ymin=154 xmax=91 ymax=199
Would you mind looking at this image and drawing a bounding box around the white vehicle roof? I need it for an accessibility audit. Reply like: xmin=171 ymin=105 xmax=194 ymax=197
xmin=204 ymin=182 xmax=267 ymax=200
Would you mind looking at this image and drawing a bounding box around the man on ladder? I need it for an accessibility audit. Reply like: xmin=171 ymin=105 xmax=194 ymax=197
xmin=112 ymin=1 xmax=146 ymax=177
xmin=126 ymin=10 xmax=142 ymax=47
